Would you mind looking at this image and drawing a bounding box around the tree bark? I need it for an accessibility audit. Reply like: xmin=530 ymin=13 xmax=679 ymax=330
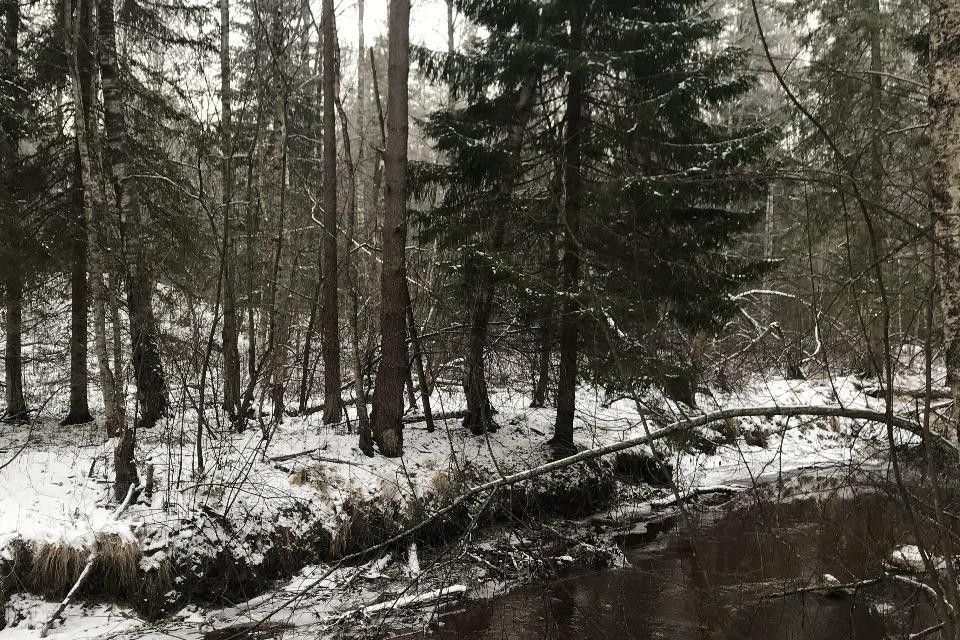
xmin=220 ymin=0 xmax=241 ymax=420
xmin=98 ymin=0 xmax=167 ymax=436
xmin=3 ymin=271 xmax=27 ymax=423
xmin=552 ymin=2 xmax=586 ymax=452
xmin=321 ymin=0 xmax=343 ymax=424
xmin=931 ymin=0 xmax=960 ymax=429
xmin=63 ymin=0 xmax=123 ymax=439
xmin=1 ymin=0 xmax=27 ymax=424
xmin=62 ymin=0 xmax=96 ymax=428
xmin=860 ymin=0 xmax=885 ymax=379
xmin=354 ymin=0 xmax=374 ymax=452
xmin=531 ymin=219 xmax=558 ymax=408
xmin=404 ymin=280 xmax=433 ymax=431
xmin=63 ymin=149 xmax=93 ymax=426
xmin=97 ymin=0 xmax=156 ymax=498
xmin=369 ymin=0 xmax=410 ymax=457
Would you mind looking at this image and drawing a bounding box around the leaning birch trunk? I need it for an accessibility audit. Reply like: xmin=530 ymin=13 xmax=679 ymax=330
xmin=63 ymin=0 xmax=123 ymax=439
xmin=97 ymin=0 xmax=168 ymax=439
xmin=930 ymin=0 xmax=960 ymax=448
xmin=97 ymin=0 xmax=148 ymax=498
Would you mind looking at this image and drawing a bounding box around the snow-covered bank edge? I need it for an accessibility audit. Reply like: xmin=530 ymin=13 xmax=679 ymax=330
xmin=0 ymin=375 xmax=928 ymax=637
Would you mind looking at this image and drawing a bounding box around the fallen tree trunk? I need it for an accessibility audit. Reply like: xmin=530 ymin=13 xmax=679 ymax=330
xmin=854 ymin=380 xmax=953 ymax=401
xmin=253 ymin=403 xmax=950 ymax=629
xmin=402 ymin=410 xmax=467 ymax=425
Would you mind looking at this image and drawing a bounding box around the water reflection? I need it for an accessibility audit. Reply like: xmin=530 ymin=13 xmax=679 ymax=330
xmin=435 ymin=477 xmax=939 ymax=639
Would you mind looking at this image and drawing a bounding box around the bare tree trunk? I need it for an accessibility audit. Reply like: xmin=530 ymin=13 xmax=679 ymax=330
xmin=298 ymin=37 xmax=324 ymax=416
xmin=220 ymin=0 xmax=241 ymax=420
xmin=298 ymin=273 xmax=320 ymax=413
xmin=461 ymin=20 xmax=541 ymax=433
xmin=931 ymin=0 xmax=960 ymax=431
xmin=859 ymin=0 xmax=885 ymax=379
xmin=354 ymin=0 xmax=374 ymax=451
xmin=268 ymin=101 xmax=290 ymax=423
xmin=369 ymin=0 xmax=410 ymax=458
xmin=3 ymin=271 xmax=27 ymax=423
xmin=552 ymin=2 xmax=586 ymax=453
xmin=98 ymin=0 xmax=167 ymax=439
xmin=62 ymin=0 xmax=96 ymax=427
xmin=64 ymin=0 xmax=123 ymax=439
xmin=1 ymin=0 xmax=26 ymax=424
xmin=531 ymin=222 xmax=558 ymax=408
xmin=97 ymin=0 xmax=155 ymax=497
xmin=63 ymin=150 xmax=93 ymax=426
xmin=404 ymin=281 xmax=433 ymax=431
xmin=321 ymin=0 xmax=342 ymax=424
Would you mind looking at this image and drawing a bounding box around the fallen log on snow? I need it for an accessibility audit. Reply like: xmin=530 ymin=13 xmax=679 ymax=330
xmin=403 ymin=410 xmax=468 ymax=425
xmin=332 ymin=584 xmax=467 ymax=621
xmin=249 ymin=403 xmax=953 ymax=633
xmin=853 ymin=380 xmax=953 ymax=401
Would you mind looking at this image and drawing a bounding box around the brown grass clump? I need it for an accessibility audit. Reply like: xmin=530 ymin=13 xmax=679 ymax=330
xmin=93 ymin=533 xmax=142 ymax=596
xmin=329 ymin=488 xmax=398 ymax=558
xmin=28 ymin=542 xmax=87 ymax=597
xmin=24 ymin=533 xmax=144 ymax=601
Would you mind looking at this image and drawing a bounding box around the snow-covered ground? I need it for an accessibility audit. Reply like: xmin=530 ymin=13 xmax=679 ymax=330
xmin=0 ymin=373 xmax=924 ymax=638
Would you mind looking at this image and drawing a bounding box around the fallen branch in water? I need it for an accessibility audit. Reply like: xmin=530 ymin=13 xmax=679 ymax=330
xmin=251 ymin=403 xmax=948 ymax=632
xmin=651 ymin=484 xmax=744 ymax=508
xmin=326 ymin=584 xmax=467 ymax=624
xmin=762 ymin=576 xmax=882 ymax=599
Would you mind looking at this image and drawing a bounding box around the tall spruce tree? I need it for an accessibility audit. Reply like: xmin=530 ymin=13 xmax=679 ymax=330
xmin=416 ymin=0 xmax=774 ymax=449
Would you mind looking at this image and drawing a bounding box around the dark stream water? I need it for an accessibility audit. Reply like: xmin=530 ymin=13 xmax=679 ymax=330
xmin=433 ymin=473 xmax=943 ymax=640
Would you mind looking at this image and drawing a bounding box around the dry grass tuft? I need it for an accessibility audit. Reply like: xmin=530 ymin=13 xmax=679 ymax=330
xmin=29 ymin=542 xmax=87 ymax=597
xmin=94 ymin=533 xmax=142 ymax=595
xmin=24 ymin=533 xmax=144 ymax=600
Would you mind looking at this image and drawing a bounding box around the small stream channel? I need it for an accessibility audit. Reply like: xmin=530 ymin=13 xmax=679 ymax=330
xmin=432 ymin=470 xmax=945 ymax=640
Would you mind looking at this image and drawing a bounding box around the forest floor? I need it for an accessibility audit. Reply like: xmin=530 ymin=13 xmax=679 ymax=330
xmin=0 ymin=373 xmax=929 ymax=639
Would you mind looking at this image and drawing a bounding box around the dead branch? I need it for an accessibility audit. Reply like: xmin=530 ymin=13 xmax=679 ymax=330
xmin=40 ymin=483 xmax=137 ymax=637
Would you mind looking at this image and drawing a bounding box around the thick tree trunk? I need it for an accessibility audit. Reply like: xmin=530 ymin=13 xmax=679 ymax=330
xmin=321 ymin=0 xmax=343 ymax=424
xmin=62 ymin=0 xmax=96 ymax=428
xmin=63 ymin=153 xmax=93 ymax=426
xmin=3 ymin=271 xmax=27 ymax=423
xmin=98 ymin=0 xmax=167 ymax=435
xmin=931 ymin=0 xmax=960 ymax=429
xmin=1 ymin=0 xmax=26 ymax=424
xmin=369 ymin=0 xmax=410 ymax=457
xmin=220 ymin=0 xmax=241 ymax=420
xmin=97 ymin=0 xmax=156 ymax=498
xmin=462 ymin=283 xmax=497 ymax=434
xmin=552 ymin=3 xmax=586 ymax=453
